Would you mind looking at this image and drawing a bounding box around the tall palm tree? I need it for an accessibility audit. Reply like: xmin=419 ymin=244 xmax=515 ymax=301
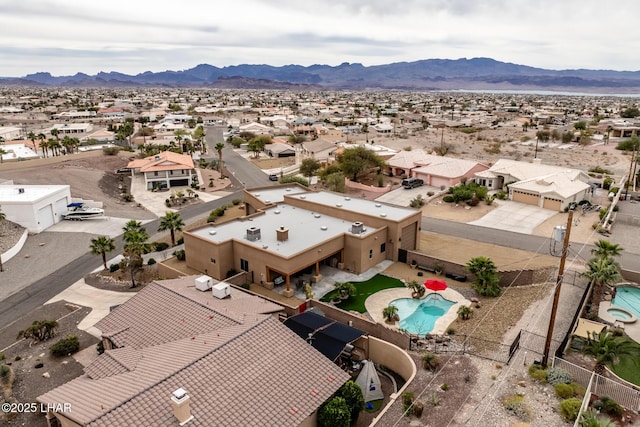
xmin=27 ymin=131 xmax=37 ymax=151
xmin=157 ymin=211 xmax=184 ymax=247
xmin=591 ymin=240 xmax=623 ymax=259
xmin=122 ymin=220 xmax=150 ymax=288
xmin=215 ymin=142 xmax=225 ymax=175
xmin=90 ymin=236 xmax=116 ymax=270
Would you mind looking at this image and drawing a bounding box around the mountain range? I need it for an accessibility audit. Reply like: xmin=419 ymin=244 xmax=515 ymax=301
xmin=3 ymin=58 xmax=640 ymax=93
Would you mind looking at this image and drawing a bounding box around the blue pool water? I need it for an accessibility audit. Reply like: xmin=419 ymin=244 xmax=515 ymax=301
xmin=612 ymin=286 xmax=640 ymax=318
xmin=392 ymin=295 xmax=455 ymax=335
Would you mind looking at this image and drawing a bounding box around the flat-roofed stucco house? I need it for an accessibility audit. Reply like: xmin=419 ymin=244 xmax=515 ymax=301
xmin=184 ymin=187 xmax=422 ymax=295
xmin=37 ymin=276 xmax=349 ymax=427
xmin=474 ymin=159 xmax=592 ymax=211
xmin=127 ymin=151 xmax=195 ymax=190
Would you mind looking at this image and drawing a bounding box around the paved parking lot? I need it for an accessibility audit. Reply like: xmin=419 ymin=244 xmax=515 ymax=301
xmin=468 ymin=200 xmax=558 ymax=233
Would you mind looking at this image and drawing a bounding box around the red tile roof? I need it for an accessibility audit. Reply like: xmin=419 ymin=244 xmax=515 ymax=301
xmin=38 ymin=278 xmax=349 ymax=426
xmin=127 ymin=151 xmax=194 ymax=173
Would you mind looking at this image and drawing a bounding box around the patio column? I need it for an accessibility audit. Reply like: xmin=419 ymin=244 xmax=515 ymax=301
xmin=282 ymin=274 xmax=294 ymax=298
xmin=313 ymin=261 xmax=322 ymax=284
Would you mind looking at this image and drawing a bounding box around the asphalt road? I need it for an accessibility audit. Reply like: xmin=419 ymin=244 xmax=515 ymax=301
xmin=0 ymin=191 xmax=242 ymax=328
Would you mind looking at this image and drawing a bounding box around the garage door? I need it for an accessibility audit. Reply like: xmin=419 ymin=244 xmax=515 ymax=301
xmin=38 ymin=204 xmax=55 ymax=230
xmin=54 ymin=197 xmax=68 ymax=218
xmin=512 ymin=190 xmax=539 ymax=206
xmin=400 ymin=223 xmax=417 ymax=250
xmin=543 ymin=197 xmax=562 ymax=211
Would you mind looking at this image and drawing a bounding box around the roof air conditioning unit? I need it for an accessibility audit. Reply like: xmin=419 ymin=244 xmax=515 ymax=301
xmin=351 ymin=221 xmax=364 ymax=234
xmin=212 ymin=282 xmax=230 ymax=299
xmin=246 ymin=226 xmax=261 ymax=241
xmin=195 ymin=275 xmax=213 ymax=291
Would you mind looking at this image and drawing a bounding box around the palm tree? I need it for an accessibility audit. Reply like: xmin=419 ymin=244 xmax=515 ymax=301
xmin=157 ymin=211 xmax=184 ymax=247
xmin=27 ymin=131 xmax=37 ymax=151
xmin=90 ymin=236 xmax=116 ymax=270
xmin=466 ymin=256 xmax=501 ymax=297
xmin=122 ymin=220 xmax=150 ymax=288
xmin=591 ymin=240 xmax=623 ymax=259
xmin=582 ymin=256 xmax=622 ymax=316
xmin=382 ymin=305 xmax=399 ymax=323
xmin=583 ymin=330 xmax=640 ymax=374
xmin=215 ymin=142 xmax=225 ymax=175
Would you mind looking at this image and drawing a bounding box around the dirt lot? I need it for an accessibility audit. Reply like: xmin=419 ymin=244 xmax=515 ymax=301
xmin=0 ymin=302 xmax=98 ymax=427
xmin=0 ymin=151 xmax=155 ymax=221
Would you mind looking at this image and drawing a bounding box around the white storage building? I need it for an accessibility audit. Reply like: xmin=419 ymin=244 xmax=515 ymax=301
xmin=0 ymin=184 xmax=72 ymax=233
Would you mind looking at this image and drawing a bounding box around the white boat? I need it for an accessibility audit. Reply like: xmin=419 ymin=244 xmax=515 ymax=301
xmin=62 ymin=202 xmax=105 ymax=220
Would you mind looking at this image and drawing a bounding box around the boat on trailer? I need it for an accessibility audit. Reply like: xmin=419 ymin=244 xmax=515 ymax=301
xmin=62 ymin=202 xmax=105 ymax=220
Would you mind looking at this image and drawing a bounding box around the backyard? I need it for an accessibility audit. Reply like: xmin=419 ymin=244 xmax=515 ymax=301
xmin=319 ymin=274 xmax=405 ymax=312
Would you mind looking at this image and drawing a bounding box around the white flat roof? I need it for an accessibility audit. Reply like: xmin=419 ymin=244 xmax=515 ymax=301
xmin=248 ymin=186 xmax=307 ymax=204
xmin=290 ymin=191 xmax=417 ymax=222
xmin=191 ymin=205 xmax=378 ymax=257
xmin=0 ymin=184 xmax=70 ymax=203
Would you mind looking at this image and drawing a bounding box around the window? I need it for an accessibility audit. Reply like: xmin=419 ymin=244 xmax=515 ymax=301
xmin=240 ymin=259 xmax=249 ymax=272
xmin=380 ymin=243 xmax=386 ymax=253
xmin=154 ymin=171 xmax=158 ymax=176
xmin=369 ymin=249 xmax=373 ymax=259
xmin=210 ymin=258 xmax=216 ymax=264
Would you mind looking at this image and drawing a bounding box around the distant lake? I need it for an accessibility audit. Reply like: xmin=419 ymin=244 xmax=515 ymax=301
xmin=451 ymin=89 xmax=640 ymax=97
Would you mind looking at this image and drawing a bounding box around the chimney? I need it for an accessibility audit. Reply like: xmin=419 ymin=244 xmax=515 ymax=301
xmin=171 ymin=388 xmax=194 ymax=425
xmin=276 ymin=226 xmax=289 ymax=242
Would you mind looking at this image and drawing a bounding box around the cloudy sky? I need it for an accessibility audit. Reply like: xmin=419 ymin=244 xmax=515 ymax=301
xmin=2 ymin=0 xmax=639 ymax=77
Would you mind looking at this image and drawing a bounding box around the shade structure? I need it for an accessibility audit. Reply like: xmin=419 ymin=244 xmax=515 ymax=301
xmin=424 ymin=279 xmax=447 ymax=292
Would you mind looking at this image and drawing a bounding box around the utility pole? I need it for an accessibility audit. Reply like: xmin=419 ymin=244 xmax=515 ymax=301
xmin=542 ymin=209 xmax=574 ymax=367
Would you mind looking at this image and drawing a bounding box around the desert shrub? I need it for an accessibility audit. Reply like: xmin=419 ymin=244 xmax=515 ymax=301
xmin=422 ymin=352 xmax=440 ymax=371
xmin=173 ymin=249 xmax=186 ymax=261
xmin=570 ymin=382 xmax=586 ymax=398
xmin=496 ymin=189 xmax=508 ymax=200
xmin=0 ymin=364 xmax=14 ymax=387
xmin=153 ymin=242 xmax=170 ymax=251
xmin=338 ymin=380 xmax=365 ymax=422
xmin=318 ymin=396 xmax=350 ymax=427
xmin=443 ymin=195 xmax=454 ymax=203
xmin=410 ymin=195 xmax=425 ymax=208
xmin=280 ymin=176 xmax=309 ymax=187
xmin=232 ymin=198 xmax=242 ymax=205
xmin=440 ymin=383 xmax=450 ymax=391
xmin=103 ymin=146 xmax=120 ymax=155
xmin=401 ymin=391 xmax=414 ymax=414
xmin=17 ymin=320 xmax=58 ymax=342
xmin=109 ymin=263 xmax=120 ymax=273
xmin=528 ymin=364 xmax=547 ymax=383
xmin=177 ymin=237 xmax=184 ymax=245
xmin=559 ymin=397 xmax=582 ymax=421
xmin=412 ymin=400 xmax=424 ymax=418
xmin=593 ymin=396 xmax=623 ymax=418
xmin=0 ymin=353 xmax=4 ymax=361
xmin=147 ymin=258 xmax=156 ymax=265
xmin=50 ymin=335 xmax=80 ymax=357
xmin=546 ymin=367 xmax=574 ymax=385
xmin=427 ymin=392 xmax=440 ymax=407
xmin=579 ymin=409 xmax=618 ymax=427
xmin=225 ymin=268 xmax=238 ymax=278
xmin=555 ymin=383 xmax=574 ymax=399
xmin=503 ymin=394 xmax=531 ymax=421
xmin=485 ymin=195 xmax=495 ymax=205
xmin=122 ymin=194 xmax=134 ymax=202
xmin=446 ymin=327 xmax=456 ymax=335
xmin=427 ymin=191 xmax=435 ymax=196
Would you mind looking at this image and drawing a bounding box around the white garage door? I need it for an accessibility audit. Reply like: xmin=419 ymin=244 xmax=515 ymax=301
xmin=38 ymin=205 xmax=55 ymax=230
xmin=54 ymin=197 xmax=68 ymax=218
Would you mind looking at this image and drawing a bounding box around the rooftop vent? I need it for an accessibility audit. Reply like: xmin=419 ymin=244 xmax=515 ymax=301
xmin=18 ymin=188 xmax=25 ymax=194
xmin=276 ymin=227 xmax=289 ymax=242
xmin=375 ymin=203 xmax=382 ymax=207
xmin=344 ymin=197 xmax=351 ymax=201
xmin=300 ymin=195 xmax=306 ymax=199
xmin=274 ymin=210 xmax=281 ymax=214
xmin=380 ymin=213 xmax=387 ymax=217
xmin=208 ymin=230 xmax=216 ymax=235
xmin=336 ymin=203 xmax=342 ymax=207
xmin=246 ymin=226 xmax=261 ymax=241
xmin=351 ymin=221 xmax=364 ymax=234
xmin=320 ymin=226 xmax=328 ymax=231
xmin=314 ymin=213 xmax=321 ymax=218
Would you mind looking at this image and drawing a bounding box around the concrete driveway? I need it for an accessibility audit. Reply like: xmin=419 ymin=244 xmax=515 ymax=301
xmin=48 ymin=216 xmax=147 ymax=237
xmin=375 ymin=185 xmax=442 ymax=207
xmin=468 ymin=200 xmax=557 ymax=233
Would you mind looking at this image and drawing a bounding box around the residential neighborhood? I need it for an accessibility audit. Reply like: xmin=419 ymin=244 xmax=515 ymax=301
xmin=1 ymin=87 xmax=640 ymax=427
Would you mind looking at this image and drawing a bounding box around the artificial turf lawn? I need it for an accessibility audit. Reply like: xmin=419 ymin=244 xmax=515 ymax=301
xmin=319 ymin=274 xmax=406 ymax=313
xmin=609 ymin=338 xmax=640 ymax=386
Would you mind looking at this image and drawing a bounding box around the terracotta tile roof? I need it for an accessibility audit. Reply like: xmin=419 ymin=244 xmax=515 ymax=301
xmin=127 ymin=151 xmax=194 ymax=173
xmin=38 ymin=277 xmax=348 ymax=425
xmin=154 ymin=277 xmax=283 ymax=315
xmin=88 ymin=318 xmax=348 ymax=427
xmin=95 ymin=282 xmax=244 ymax=349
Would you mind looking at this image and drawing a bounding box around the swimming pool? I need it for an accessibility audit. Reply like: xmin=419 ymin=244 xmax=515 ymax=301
xmin=612 ymin=285 xmax=640 ymax=319
xmin=392 ymin=295 xmax=455 ymax=335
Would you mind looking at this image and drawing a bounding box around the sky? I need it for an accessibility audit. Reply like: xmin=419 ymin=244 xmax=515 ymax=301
xmin=2 ymin=0 xmax=639 ymax=77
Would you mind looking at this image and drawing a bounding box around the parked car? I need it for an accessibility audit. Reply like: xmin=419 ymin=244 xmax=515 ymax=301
xmin=402 ymin=178 xmax=424 ymax=189
xmin=269 ymin=174 xmax=279 ymax=181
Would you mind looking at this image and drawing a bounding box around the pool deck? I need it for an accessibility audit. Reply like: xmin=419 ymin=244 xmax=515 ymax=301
xmin=365 ymin=286 xmax=471 ymax=336
xmin=599 ymin=283 xmax=640 ymax=343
